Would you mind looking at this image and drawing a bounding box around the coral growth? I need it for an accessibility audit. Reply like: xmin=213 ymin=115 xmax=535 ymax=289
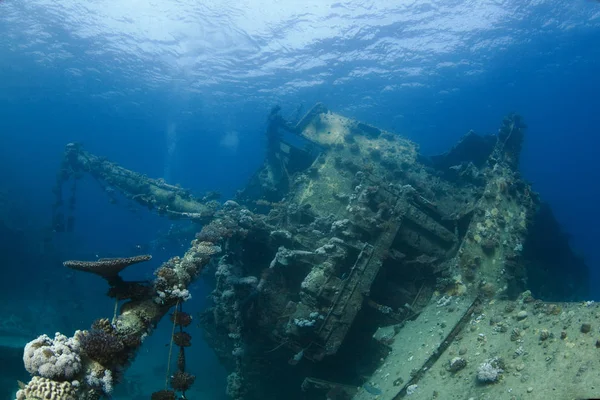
xmin=195 ymin=217 xmax=238 ymax=243
xmin=153 ymin=240 xmax=220 ymax=304
xmin=177 ymin=347 xmax=186 ymax=371
xmin=170 ymin=371 xmax=195 ymax=392
xmin=63 ymin=255 xmax=152 ymax=282
xmin=173 ymin=332 xmax=192 ymax=347
xmin=20 ymin=329 xmax=115 ymax=398
xmin=90 ymin=318 xmax=113 ymax=334
xmin=16 ymin=376 xmax=78 ymax=400
xmin=16 ymin=231 xmax=221 ymax=400
xmin=120 ymin=332 xmax=142 ymax=349
xmin=170 ymin=311 xmax=192 ymax=327
xmin=23 ymin=332 xmax=82 ymax=380
xmin=85 ymin=368 xmax=113 ymax=395
xmin=80 ymin=329 xmax=125 ymax=367
xmin=476 ymin=358 xmax=504 ymax=383
xmin=226 ymin=372 xmax=244 ymax=399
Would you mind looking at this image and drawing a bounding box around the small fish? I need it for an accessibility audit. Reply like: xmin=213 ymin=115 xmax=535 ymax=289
xmin=362 ymin=383 xmax=382 ymax=396
xmin=288 ymin=349 xmax=304 ymax=365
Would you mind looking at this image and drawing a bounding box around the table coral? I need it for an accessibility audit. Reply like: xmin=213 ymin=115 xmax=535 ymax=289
xmin=63 ymin=255 xmax=151 ymax=282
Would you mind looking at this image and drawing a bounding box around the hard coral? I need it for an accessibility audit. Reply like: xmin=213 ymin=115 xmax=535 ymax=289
xmin=173 ymin=332 xmax=192 ymax=347
xmin=80 ymin=330 xmax=125 ymax=366
xmin=171 ymin=371 xmax=195 ymax=392
xmin=195 ymin=240 xmax=222 ymax=257
xmin=16 ymin=376 xmax=78 ymax=400
xmin=91 ymin=318 xmax=113 ymax=334
xmin=63 ymin=255 xmax=151 ymax=279
xmin=170 ymin=311 xmax=192 ymax=327
xmin=155 ymin=266 xmax=178 ymax=286
xmin=85 ymin=368 xmax=113 ymax=395
xmin=195 ymin=218 xmax=237 ymax=243
xmin=23 ymin=332 xmax=82 ymax=381
xmin=120 ymin=332 xmax=142 ymax=349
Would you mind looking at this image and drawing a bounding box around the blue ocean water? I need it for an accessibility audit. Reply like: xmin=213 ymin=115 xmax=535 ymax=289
xmin=0 ymin=1 xmax=599 ymax=399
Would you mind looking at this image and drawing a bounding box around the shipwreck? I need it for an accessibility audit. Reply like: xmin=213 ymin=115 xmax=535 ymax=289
xmin=14 ymin=104 xmax=594 ymax=400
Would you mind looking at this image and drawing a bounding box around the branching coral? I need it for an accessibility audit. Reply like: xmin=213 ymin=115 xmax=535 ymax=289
xmin=80 ymin=329 xmax=125 ymax=367
xmin=90 ymin=318 xmax=113 ymax=334
xmin=170 ymin=371 xmax=195 ymax=392
xmin=173 ymin=332 xmax=192 ymax=347
xmin=18 ymin=225 xmax=220 ymax=399
xmin=170 ymin=311 xmax=192 ymax=327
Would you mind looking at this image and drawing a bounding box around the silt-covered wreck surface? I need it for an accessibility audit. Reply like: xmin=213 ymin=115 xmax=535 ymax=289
xmin=47 ymin=104 xmax=591 ymax=400
xmin=196 ymin=104 xmax=590 ymax=400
